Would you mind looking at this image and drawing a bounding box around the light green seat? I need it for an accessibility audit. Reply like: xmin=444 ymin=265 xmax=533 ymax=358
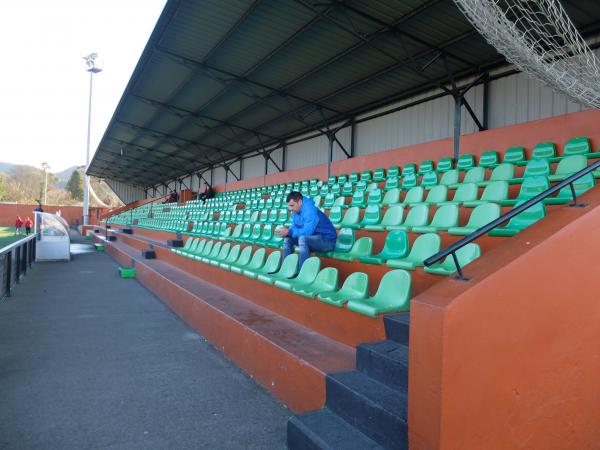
xmin=333 ymin=196 xmax=347 ymax=209
xmin=258 ymin=224 xmax=274 ymax=245
xmin=342 ymin=182 xmax=354 ymax=197
xmin=218 ymin=244 xmax=242 ymax=270
xmin=232 ymin=247 xmax=266 ymax=275
xmin=412 ymin=204 xmax=459 ymax=233
xmin=201 ymin=241 xmax=222 ymax=263
xmin=479 ymin=150 xmax=499 ymax=168
xmin=522 ymin=158 xmax=551 ymax=179
xmin=189 ymin=239 xmax=208 ymax=259
xmin=274 ymin=256 xmax=320 ymax=291
xmin=318 ymin=272 xmax=369 ymax=307
xmin=373 ymin=168 xmax=386 ymax=182
xmin=480 ymin=163 xmax=515 ymax=186
xmin=243 ymin=249 xmax=279 ymax=278
xmin=355 ymin=181 xmax=367 ymax=192
xmin=367 ymin=189 xmax=383 ymax=205
xmin=257 ymin=253 xmax=298 ymax=285
xmin=193 ymin=240 xmax=214 ymax=260
xmin=364 ymin=205 xmax=404 ymax=231
xmin=328 ymin=206 xmax=343 ymax=226
xmin=249 ymin=210 xmax=260 ymax=223
xmin=238 ymin=223 xmax=252 ymax=242
xmin=400 ymin=186 xmax=424 ymax=205
xmin=325 ymin=228 xmax=355 ymax=257
xmin=419 ymin=160 xmax=435 ymax=174
xmin=401 ymin=174 xmax=417 ymax=190
xmin=436 ymin=157 xmax=454 ymax=173
xmin=209 ymin=243 xmax=232 ymax=266
xmin=350 ymin=190 xmax=367 ymax=208
xmin=463 ymin=181 xmax=509 ymax=207
xmin=457 ymin=154 xmax=475 ymax=171
xmin=334 ymin=237 xmax=373 ymax=262
xmin=357 ymin=204 xmax=381 ymax=228
xmin=439 ymin=169 xmax=459 ymax=187
xmin=450 ymin=166 xmax=485 ymax=188
xmin=440 ymin=183 xmax=478 ymax=205
xmin=500 ymin=176 xmax=550 ymax=206
xmin=245 ymin=224 xmax=262 ymax=243
xmin=489 ymin=201 xmax=546 ymax=237
xmin=366 ymin=182 xmax=379 ymax=192
xmin=226 ymin=246 xmax=253 ymax=271
xmin=420 ymin=171 xmax=438 ymax=188
xmin=532 ymin=142 xmax=556 ymax=160
xmin=292 ymin=267 xmax=339 ymax=299
xmin=548 ymin=155 xmax=587 ymax=182
xmin=422 ymin=185 xmax=448 ymax=205
xmin=359 ymin=230 xmax=409 ymax=264
xmin=544 ymin=173 xmax=595 ymax=205
xmin=386 ymin=233 xmax=441 ymax=270
xmin=391 ymin=204 xmax=429 ymax=231
xmin=562 ymin=136 xmax=590 ymax=157
xmin=336 ymin=206 xmax=361 ymax=229
xmin=173 ymin=237 xmax=196 ymax=255
xmin=382 ymin=188 xmax=400 ymax=205
xmin=323 ymin=193 xmax=337 ymax=209
xmin=347 ymin=270 xmax=412 ymax=317
xmin=424 ymin=243 xmax=481 ymax=276
xmin=503 ymin=146 xmax=526 ymax=165
xmin=448 ymin=203 xmax=501 ymax=235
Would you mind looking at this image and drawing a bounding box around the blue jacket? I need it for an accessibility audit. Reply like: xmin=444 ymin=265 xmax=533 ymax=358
xmin=288 ymin=197 xmax=337 ymax=241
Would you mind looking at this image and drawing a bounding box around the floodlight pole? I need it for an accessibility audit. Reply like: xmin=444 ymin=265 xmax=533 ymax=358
xmin=41 ymin=162 xmax=50 ymax=205
xmin=83 ymin=53 xmax=102 ymax=226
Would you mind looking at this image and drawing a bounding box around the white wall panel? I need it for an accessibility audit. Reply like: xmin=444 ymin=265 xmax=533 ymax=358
xmin=213 ymin=166 xmax=226 ymax=184
xmin=268 ymin=148 xmax=284 ymax=174
xmin=244 ymin=154 xmax=264 ymax=179
xmin=286 ymin=135 xmax=329 ymax=169
xmin=229 ymin=160 xmax=241 ymax=182
xmin=106 ymin=179 xmax=145 ymax=204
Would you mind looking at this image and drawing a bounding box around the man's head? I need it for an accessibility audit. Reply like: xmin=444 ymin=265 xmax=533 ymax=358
xmin=286 ymin=191 xmax=303 ymax=213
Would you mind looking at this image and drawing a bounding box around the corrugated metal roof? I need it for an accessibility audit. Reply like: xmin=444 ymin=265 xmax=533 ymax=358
xmin=88 ymin=0 xmax=600 ymax=187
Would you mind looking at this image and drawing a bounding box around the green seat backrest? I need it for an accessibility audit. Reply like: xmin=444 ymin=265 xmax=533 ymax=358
xmin=481 ymin=181 xmax=509 ymax=202
xmin=366 ymin=182 xmax=378 ymax=192
xmin=420 ymin=172 xmax=438 ymax=187
xmin=223 ymin=245 xmax=241 ymax=264
xmin=503 ymin=146 xmax=525 ymax=164
xmin=373 ymin=168 xmax=386 ymax=181
xmin=334 ymin=228 xmax=355 ymax=253
xmin=340 ymin=207 xmax=361 ymax=227
xmin=323 ymin=193 xmax=336 ymax=208
xmin=523 ymin=158 xmax=550 ymax=178
xmin=436 ymin=157 xmax=454 ymax=173
xmin=401 ymin=164 xmax=416 ymax=176
xmin=407 ymin=233 xmax=441 ymax=262
xmin=562 ymin=137 xmax=590 ymax=156
xmin=467 ymin=203 xmax=501 ymax=228
xmin=294 ymin=256 xmax=320 ymax=284
xmin=240 ymin=223 xmax=252 ymax=239
xmin=273 ymin=253 xmax=298 ymax=277
xmin=457 ymin=154 xmax=475 ymax=171
xmin=429 ymin=204 xmax=459 ymax=228
xmin=401 ymin=174 xmax=417 ymax=190
xmin=355 ymin=181 xmax=367 ymax=192
xmin=259 ymin=209 xmax=269 ymax=222
xmin=310 ymin=268 xmax=339 ymax=292
xmin=330 ymin=183 xmax=341 ymax=196
xmin=507 ymin=201 xmax=546 ymax=230
xmin=192 ymin=239 xmax=208 ymax=256
xmin=349 ymin=172 xmax=360 ymax=183
xmin=379 ymin=230 xmax=409 ymax=259
xmin=187 ymin=239 xmax=201 ymax=254
xmin=361 ymin=170 xmax=372 ymax=182
xmin=437 ymin=243 xmax=481 ymax=272
xmin=452 ymin=183 xmax=478 ymax=203
xmin=557 ymin=173 xmax=595 ymax=198
xmin=367 ymin=189 xmax=383 ymax=204
xmin=342 ymin=182 xmax=354 ymax=195
xmin=277 ymin=209 xmax=288 ymax=224
xmin=385 ymin=176 xmax=400 ymax=190
xmin=404 ymin=204 xmax=429 ymax=227
xmin=181 ymin=238 xmax=195 ymax=251
xmin=370 ymin=269 xmax=411 ymax=306
xmin=320 ymin=185 xmax=330 ymax=196
xmin=361 ymin=205 xmax=381 ymax=225
xmin=243 ymin=210 xmax=252 ymax=222
xmin=403 ymin=186 xmax=424 ymax=204
xmin=268 ymin=210 xmax=278 ymax=223
xmin=260 ymin=225 xmax=273 ymax=241
xmin=208 ymin=242 xmax=222 ymax=259
xmin=532 ymin=142 xmax=556 ymax=159
xmin=246 ymin=247 xmax=267 ymax=270
xmin=419 ymin=160 xmax=434 ymax=174
xmin=462 ymin=166 xmax=485 ymax=184
xmin=489 ymin=163 xmax=514 ymax=182
xmin=440 ymin=169 xmax=459 ymax=186
xmin=424 ymin=185 xmax=448 ymax=204
xmin=381 ymin=205 xmax=404 ymax=227
xmin=382 ymin=188 xmax=401 ymax=205
xmin=249 ymin=211 xmax=259 ymax=223
xmin=348 ymin=237 xmax=374 ymax=257
xmin=329 ymin=206 xmax=343 ymax=224
xmin=200 ymin=240 xmax=214 ymax=256
xmin=387 ymin=166 xmax=400 ymax=178
xmin=517 ymin=176 xmax=550 ymax=200
xmin=215 ymin=243 xmax=231 ymax=261
xmin=338 ymin=272 xmax=369 ymax=298
xmin=250 ymin=224 xmax=262 ymax=240
xmin=351 ymin=191 xmax=366 ymax=207
xmin=337 ymin=174 xmax=348 ymax=185
xmin=479 ymin=150 xmax=499 ymax=168
xmin=554 ymin=155 xmax=587 ymax=177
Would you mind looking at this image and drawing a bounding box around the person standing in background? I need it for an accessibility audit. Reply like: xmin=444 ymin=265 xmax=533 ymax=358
xmin=15 ymin=216 xmax=23 ymax=235
xmin=24 ymin=217 xmax=33 ymax=235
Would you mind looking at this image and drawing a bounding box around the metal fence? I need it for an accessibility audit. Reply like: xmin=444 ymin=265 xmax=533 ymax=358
xmin=0 ymin=234 xmax=36 ymax=299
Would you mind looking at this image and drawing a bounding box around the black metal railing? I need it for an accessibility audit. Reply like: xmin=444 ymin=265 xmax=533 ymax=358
xmin=424 ymin=159 xmax=600 ymax=280
xmin=1 ymin=234 xmax=36 ymax=298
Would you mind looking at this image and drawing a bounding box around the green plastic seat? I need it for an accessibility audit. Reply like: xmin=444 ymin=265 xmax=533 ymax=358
xmin=489 ymin=201 xmax=546 ymax=237
xmin=522 ymin=158 xmax=551 ymax=179
xmin=333 ymin=196 xmax=347 ymax=209
xmin=448 ymin=203 xmax=501 ymax=235
xmin=249 ymin=210 xmax=260 ymax=223
xmin=355 ymin=181 xmax=367 ymax=192
xmin=387 ymin=166 xmax=400 ymax=178
xmin=277 ymin=209 xmax=289 ymax=224
xmin=360 ymin=170 xmax=372 ymax=182
xmin=190 ymin=239 xmax=208 ymax=259
xmin=201 ymin=241 xmax=222 ymax=263
xmin=219 ymin=244 xmax=242 ymax=270
xmin=422 ymin=185 xmax=448 ymax=205
xmin=386 ymin=233 xmax=441 ymax=270
xmin=400 ymin=186 xmax=424 ymax=205
xmin=463 ymin=181 xmax=509 ymax=207
xmin=292 ymin=267 xmax=339 ymax=299
xmin=391 ymin=204 xmax=429 ymax=231
xmin=327 ymin=175 xmax=337 ymax=186
xmin=411 ymin=204 xmax=459 ymax=233
xmin=350 ymin=190 xmax=367 ymax=208
xmin=457 ymin=154 xmax=475 ymax=171
xmin=439 ymin=169 xmax=459 ymax=187
xmin=480 ymin=163 xmax=515 ymax=186
xmin=544 ymin=172 xmax=595 ymax=205
xmin=367 ymin=189 xmax=383 ymax=205
xmin=242 ymin=248 xmax=278 ymax=278
xmin=500 ymin=176 xmax=550 ymax=206
xmin=258 ymin=224 xmax=274 ymax=244
xmin=338 ymin=174 xmax=348 ymax=185
xmin=231 ymin=247 xmax=265 ymax=274
xmin=265 ymin=229 xmax=284 ymax=247
xmin=420 ymin=171 xmax=438 ymax=188
xmin=450 ymin=166 xmax=485 ymax=188
xmin=382 ymin=188 xmax=401 ymax=205
xmin=209 ymin=243 xmax=232 ymax=266
xmin=401 ymin=164 xmax=416 ymax=177
xmin=336 ymin=206 xmax=361 ymax=229
xmin=225 ymin=246 xmax=253 ymax=271
xmin=384 ymin=176 xmax=400 ymax=191
xmin=503 ymin=146 xmax=526 ymax=165
xmin=436 ymin=157 xmax=454 ymax=173
xmin=245 ymin=224 xmax=262 ymax=243
xmin=334 ymin=237 xmax=373 ymax=262
xmin=424 ymin=243 xmax=481 ymax=276
xmin=364 ymin=205 xmax=404 ymax=231
xmin=562 ymin=136 xmax=590 ymax=157
xmin=366 ymin=182 xmax=379 ymax=192
xmin=318 ymin=272 xmax=369 ymax=307
xmin=531 ymin=142 xmax=556 ymax=160
xmin=274 ymin=256 xmax=320 ymax=291
xmin=193 ymin=240 xmax=214 ymax=261
xmin=479 ymin=150 xmax=500 ymax=168
xmin=347 ymin=269 xmax=412 ymax=317
xmin=357 ymin=204 xmax=381 ymax=228
xmin=342 ymin=182 xmax=354 ymax=197
xmin=440 ymin=183 xmax=478 ymax=205
xmin=257 ymin=253 xmax=298 ymax=285
xmin=326 ymin=228 xmax=355 ymax=257
xmin=349 ymin=172 xmax=360 ymax=184
xmin=330 ymin=183 xmax=341 ymax=196
xmin=238 ymin=223 xmax=252 ymax=242
xmin=173 ymin=237 xmax=196 ymax=255
xmin=373 ymin=168 xmax=386 ymax=182
xmin=401 ymin=174 xmax=417 ymax=190
xmin=419 ymin=160 xmax=435 ymax=174
xmin=328 ymin=206 xmax=343 ymax=226
xmin=359 ymin=230 xmax=409 ymax=264
xmin=548 ymin=155 xmax=587 ymax=182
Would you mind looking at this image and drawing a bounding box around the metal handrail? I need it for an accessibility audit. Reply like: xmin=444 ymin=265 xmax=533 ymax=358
xmin=1 ymin=233 xmax=36 ymax=298
xmin=423 ymin=158 xmax=600 ymax=280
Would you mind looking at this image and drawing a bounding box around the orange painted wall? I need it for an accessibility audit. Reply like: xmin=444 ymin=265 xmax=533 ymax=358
xmin=0 ymin=203 xmax=106 ymax=226
xmin=409 ymin=186 xmax=600 ymax=450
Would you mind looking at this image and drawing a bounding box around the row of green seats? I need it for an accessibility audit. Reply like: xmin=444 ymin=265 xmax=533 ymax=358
xmin=226 ymin=223 xmax=285 ymax=248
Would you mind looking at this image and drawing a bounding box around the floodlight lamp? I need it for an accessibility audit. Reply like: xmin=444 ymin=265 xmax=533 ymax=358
xmin=83 ymin=53 xmax=103 ymax=73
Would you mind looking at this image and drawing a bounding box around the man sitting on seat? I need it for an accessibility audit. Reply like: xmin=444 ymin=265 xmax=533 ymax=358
xmin=276 ymin=191 xmax=337 ymax=268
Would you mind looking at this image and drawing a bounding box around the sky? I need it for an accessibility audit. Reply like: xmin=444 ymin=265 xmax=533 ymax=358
xmin=0 ymin=0 xmax=168 ymax=174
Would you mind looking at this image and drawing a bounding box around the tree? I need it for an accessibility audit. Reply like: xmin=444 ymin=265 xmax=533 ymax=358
xmin=66 ymin=170 xmax=84 ymax=200
xmin=0 ymin=174 xmax=4 ymax=200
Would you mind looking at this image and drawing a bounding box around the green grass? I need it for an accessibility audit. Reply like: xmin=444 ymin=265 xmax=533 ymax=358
xmin=0 ymin=227 xmax=28 ymax=249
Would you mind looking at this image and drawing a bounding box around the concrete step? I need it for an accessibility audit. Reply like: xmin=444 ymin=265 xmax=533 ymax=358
xmin=356 ymin=340 xmax=408 ymax=391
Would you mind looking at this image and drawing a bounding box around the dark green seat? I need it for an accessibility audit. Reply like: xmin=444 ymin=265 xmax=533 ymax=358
xmin=500 ymin=176 xmax=550 ymax=206
xmin=338 ymin=174 xmax=348 ymax=185
xmin=457 ymin=154 xmax=475 ymax=171
xmin=257 ymin=253 xmax=298 ymax=285
xmin=357 ymin=204 xmax=381 ymax=228
xmin=328 ymin=206 xmax=343 ymax=226
xmin=323 ymin=193 xmax=336 ymax=209
xmin=387 ymin=166 xmax=400 ymax=178
xmin=419 ymin=160 xmax=435 ymax=174
xmin=420 ymin=171 xmax=438 ymax=188
xmin=334 ymin=237 xmax=373 ymax=262
xmin=489 ymin=201 xmax=546 ymax=237
xmin=463 ymin=181 xmax=509 ymax=207
xmin=349 ymin=172 xmax=360 ymax=184
xmin=209 ymin=243 xmax=232 ymax=266
xmin=360 ymin=170 xmax=372 ymax=183
xmin=363 ymin=205 xmax=404 ymax=231
xmin=401 ymin=173 xmax=417 ymax=190
xmin=318 ymin=272 xmax=369 ymax=307
xmin=355 ymin=181 xmax=367 ymax=192
xmin=531 ymin=142 xmax=556 ymax=160
xmin=391 ymin=204 xmax=429 ymax=231
xmin=480 ymin=163 xmax=515 ymax=186
xmin=479 ymin=150 xmax=499 ymax=168
xmin=373 ymin=168 xmax=386 ymax=182
xmin=201 ymin=241 xmax=223 ymax=263
xmin=326 ymin=228 xmax=355 ymax=258
xmin=274 ymin=256 xmax=320 ymax=290
xmin=436 ymin=157 xmax=454 ymax=173
xmin=400 ymin=186 xmax=424 ymax=205
xmin=562 ymin=136 xmax=590 ymax=157
xmin=231 ymin=247 xmax=265 ymax=275
xmin=243 ymin=249 xmax=280 ymax=278
xmin=384 ymin=176 xmax=400 ymax=191
xmin=548 ymin=155 xmax=587 ymax=182
xmin=193 ymin=240 xmax=214 ymax=261
xmin=190 ymin=239 xmax=208 ymax=259
xmin=292 ymin=267 xmax=339 ymax=299
xmin=448 ymin=202 xmax=501 ymax=235
xmin=359 ymin=230 xmax=409 ymax=264
xmin=544 ymin=173 xmax=595 ymax=205
xmin=367 ymin=189 xmax=383 ymax=205
xmin=386 ymin=233 xmax=441 ymax=270
xmin=411 ymin=204 xmax=459 ymax=233
xmin=347 ymin=270 xmax=412 ymax=317
xmin=350 ymin=190 xmax=367 ymax=208
xmin=424 ymin=243 xmax=481 ymax=276
xmin=342 ymin=182 xmax=354 ymax=197
xmin=503 ymin=146 xmax=526 ymax=165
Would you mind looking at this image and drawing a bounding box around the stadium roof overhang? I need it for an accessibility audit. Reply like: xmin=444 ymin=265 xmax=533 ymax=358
xmin=87 ymin=0 xmax=600 ymax=188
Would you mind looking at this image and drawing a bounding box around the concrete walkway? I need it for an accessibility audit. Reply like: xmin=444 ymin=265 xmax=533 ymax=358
xmin=0 ymin=238 xmax=288 ymax=449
